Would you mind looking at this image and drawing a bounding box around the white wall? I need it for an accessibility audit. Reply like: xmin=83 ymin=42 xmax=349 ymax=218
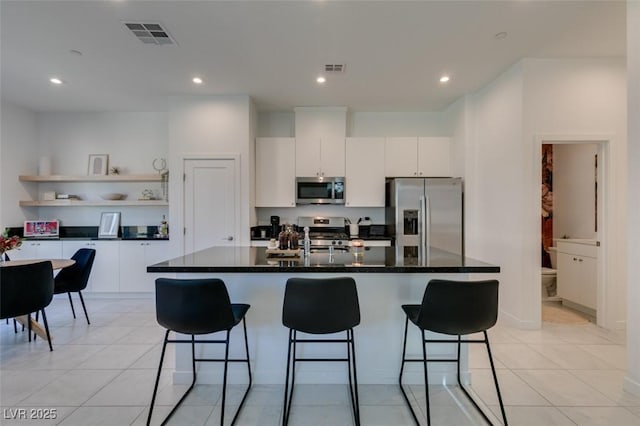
xmin=256 ymin=110 xmax=448 ymax=138
xmin=553 ymin=143 xmax=599 ymax=240
xmin=31 ymin=112 xmax=169 ymax=226
xmin=465 ymin=58 xmax=626 ymax=329
xmin=347 ymin=111 xmax=447 ymax=137
xmin=443 ymin=97 xmax=468 ymax=178
xmin=0 ymin=101 xmax=39 ymax=228
xmin=294 ymin=106 xmax=347 ymax=139
xmin=524 ymin=58 xmax=627 ymax=329
xmin=625 ymin=0 xmax=640 ymax=397
xmin=255 ymin=205 xmax=384 ymax=228
xmin=167 ymin=95 xmax=253 ymax=255
xmin=257 ymin=111 xmax=294 ymax=137
xmin=466 ymin=62 xmax=526 ymax=326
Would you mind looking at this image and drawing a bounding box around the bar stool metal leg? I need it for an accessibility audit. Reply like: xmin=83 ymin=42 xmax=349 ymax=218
xmin=398 ymin=316 xmax=421 ymax=426
xmin=346 ymin=328 xmax=361 ymax=426
xmin=147 ymin=332 xmax=198 ymax=426
xmin=421 ymin=330 xmax=431 ymax=425
xmin=485 ymin=331 xmax=508 ymax=426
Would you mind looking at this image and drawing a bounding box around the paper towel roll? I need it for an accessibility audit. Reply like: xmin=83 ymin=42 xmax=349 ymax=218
xmin=38 ymin=156 xmax=51 ymax=176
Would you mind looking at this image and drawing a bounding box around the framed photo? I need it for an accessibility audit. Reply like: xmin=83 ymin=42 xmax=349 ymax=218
xmin=98 ymin=212 xmax=121 ymax=239
xmin=88 ymin=154 xmax=109 ymax=176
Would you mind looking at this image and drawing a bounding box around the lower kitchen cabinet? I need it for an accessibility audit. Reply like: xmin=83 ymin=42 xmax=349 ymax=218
xmin=119 ymin=241 xmax=169 ymax=292
xmin=62 ymin=240 xmax=120 ymax=293
xmin=556 ymin=240 xmax=598 ymax=311
xmin=9 ymin=240 xmax=62 ymax=260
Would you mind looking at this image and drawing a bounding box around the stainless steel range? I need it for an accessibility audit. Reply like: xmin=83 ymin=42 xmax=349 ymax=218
xmin=297 ymin=216 xmax=349 ymax=249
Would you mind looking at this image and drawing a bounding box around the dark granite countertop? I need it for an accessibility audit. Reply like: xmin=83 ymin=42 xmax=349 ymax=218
xmin=19 ymin=236 xmax=169 ymax=241
xmin=7 ymin=225 xmax=169 ymax=241
xmin=147 ymin=246 xmax=499 ymax=274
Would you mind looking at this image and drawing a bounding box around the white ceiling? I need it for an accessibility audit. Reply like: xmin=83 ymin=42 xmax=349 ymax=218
xmin=0 ymin=0 xmax=626 ymax=113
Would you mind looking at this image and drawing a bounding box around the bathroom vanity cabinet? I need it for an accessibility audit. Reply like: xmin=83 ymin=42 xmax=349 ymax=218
xmin=556 ymin=239 xmax=598 ymax=311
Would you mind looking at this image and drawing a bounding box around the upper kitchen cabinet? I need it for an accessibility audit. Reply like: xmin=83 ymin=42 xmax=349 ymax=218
xmin=345 ymin=137 xmax=385 ymax=207
xmin=384 ymin=137 xmax=451 ymax=177
xmin=295 ymin=137 xmax=345 ymax=177
xmin=255 ymin=137 xmax=296 ymax=207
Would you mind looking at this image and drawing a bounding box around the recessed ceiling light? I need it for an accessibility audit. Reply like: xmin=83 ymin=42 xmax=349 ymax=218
xmin=192 ymin=77 xmax=203 ymax=84
xmin=49 ymin=77 xmax=63 ymax=85
xmin=439 ymin=75 xmax=450 ymax=83
xmin=316 ymin=76 xmax=326 ymax=84
xmin=494 ymin=31 xmax=508 ymax=40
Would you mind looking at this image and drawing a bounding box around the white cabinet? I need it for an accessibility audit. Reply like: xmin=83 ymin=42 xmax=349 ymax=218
xmin=345 ymin=137 xmax=386 ymax=207
xmin=384 ymin=137 xmax=450 ymax=177
xmin=119 ymin=241 xmax=169 ymax=292
xmin=62 ymin=240 xmax=119 ymax=293
xmin=417 ymin=137 xmax=450 ymax=177
xmin=255 ymin=138 xmax=296 ymax=207
xmin=9 ymin=240 xmax=62 ymax=260
xmin=556 ymin=240 xmax=598 ymax=310
xmin=295 ymin=137 xmax=345 ymax=177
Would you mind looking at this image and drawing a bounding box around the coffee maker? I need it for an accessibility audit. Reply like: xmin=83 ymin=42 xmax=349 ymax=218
xmin=270 ymin=215 xmax=280 ymax=238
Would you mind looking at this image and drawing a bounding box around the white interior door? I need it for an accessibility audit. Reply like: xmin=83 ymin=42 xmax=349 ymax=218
xmin=184 ymin=158 xmax=237 ymax=254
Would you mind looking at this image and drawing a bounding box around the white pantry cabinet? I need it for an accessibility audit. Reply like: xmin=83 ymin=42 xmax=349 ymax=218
xmin=345 ymin=137 xmax=386 ymax=207
xmin=255 ymin=138 xmax=296 ymax=207
xmin=62 ymin=240 xmax=119 ymax=293
xmin=556 ymin=240 xmax=598 ymax=311
xmin=295 ymin=136 xmax=345 ymax=177
xmin=384 ymin=137 xmax=450 ymax=177
xmin=119 ymin=240 xmax=169 ymax=292
xmin=9 ymin=240 xmax=62 ymax=260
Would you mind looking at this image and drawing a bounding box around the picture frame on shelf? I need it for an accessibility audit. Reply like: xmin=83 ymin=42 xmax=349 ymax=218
xmin=98 ymin=212 xmax=120 ymax=239
xmin=88 ymin=154 xmax=109 ymax=176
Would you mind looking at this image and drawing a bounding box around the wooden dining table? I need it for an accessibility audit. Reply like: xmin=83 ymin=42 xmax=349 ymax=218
xmin=1 ymin=258 xmax=76 ymax=340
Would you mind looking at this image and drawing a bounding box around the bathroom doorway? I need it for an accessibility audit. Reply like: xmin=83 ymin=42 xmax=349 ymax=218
xmin=537 ymin=137 xmax=608 ymax=327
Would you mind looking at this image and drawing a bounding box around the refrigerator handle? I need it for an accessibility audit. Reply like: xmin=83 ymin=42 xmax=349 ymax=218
xmin=425 ymin=195 xmax=431 ymax=252
xmin=419 ymin=195 xmax=428 ymax=264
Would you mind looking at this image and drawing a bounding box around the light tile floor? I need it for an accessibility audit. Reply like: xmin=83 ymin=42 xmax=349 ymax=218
xmin=1 ymin=296 xmax=639 ymax=425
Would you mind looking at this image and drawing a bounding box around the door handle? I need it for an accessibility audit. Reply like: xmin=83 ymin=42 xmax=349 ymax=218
xmin=223 ymin=236 xmax=234 ymax=241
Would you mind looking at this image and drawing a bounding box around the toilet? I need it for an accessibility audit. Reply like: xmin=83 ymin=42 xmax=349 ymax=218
xmin=541 ymin=247 xmax=557 ymax=299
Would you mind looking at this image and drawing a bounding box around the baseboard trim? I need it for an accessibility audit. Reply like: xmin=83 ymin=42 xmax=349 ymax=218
xmin=499 ymin=309 xmax=539 ymax=330
xmin=624 ymin=375 xmax=640 ymax=396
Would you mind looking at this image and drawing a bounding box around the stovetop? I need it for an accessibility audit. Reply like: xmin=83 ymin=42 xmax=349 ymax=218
xmin=298 ymin=216 xmax=349 ymax=247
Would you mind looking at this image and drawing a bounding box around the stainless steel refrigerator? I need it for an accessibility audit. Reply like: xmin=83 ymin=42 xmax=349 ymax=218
xmin=385 ymin=178 xmax=463 ymax=263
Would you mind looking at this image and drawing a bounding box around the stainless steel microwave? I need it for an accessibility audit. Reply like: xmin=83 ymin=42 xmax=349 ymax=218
xmin=296 ymin=177 xmax=345 ymax=205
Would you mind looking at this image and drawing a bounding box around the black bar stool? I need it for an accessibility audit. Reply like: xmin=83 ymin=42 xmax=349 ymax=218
xmin=398 ymin=279 xmax=508 ymax=426
xmin=281 ymin=277 xmax=361 ymax=426
xmin=147 ymin=278 xmax=252 ymax=426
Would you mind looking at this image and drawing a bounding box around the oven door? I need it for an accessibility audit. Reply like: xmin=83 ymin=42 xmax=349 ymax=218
xmin=296 ymin=178 xmax=344 ymax=204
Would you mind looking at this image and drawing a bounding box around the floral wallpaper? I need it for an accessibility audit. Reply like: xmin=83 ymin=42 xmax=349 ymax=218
xmin=541 ymin=144 xmax=553 ymax=268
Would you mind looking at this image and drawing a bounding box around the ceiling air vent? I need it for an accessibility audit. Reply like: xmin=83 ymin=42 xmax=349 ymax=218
xmin=124 ymin=22 xmax=176 ymax=45
xmin=324 ymin=64 xmax=346 ymax=73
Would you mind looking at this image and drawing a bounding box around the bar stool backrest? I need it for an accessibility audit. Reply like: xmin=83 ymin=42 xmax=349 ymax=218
xmin=1 ymin=261 xmax=54 ymax=319
xmin=155 ymin=278 xmax=235 ymax=335
xmin=283 ymin=277 xmax=360 ymax=334
xmin=416 ymin=279 xmax=499 ymax=335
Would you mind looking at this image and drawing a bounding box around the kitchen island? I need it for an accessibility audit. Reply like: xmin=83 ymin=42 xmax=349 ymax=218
xmin=148 ymin=246 xmax=500 ymax=385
